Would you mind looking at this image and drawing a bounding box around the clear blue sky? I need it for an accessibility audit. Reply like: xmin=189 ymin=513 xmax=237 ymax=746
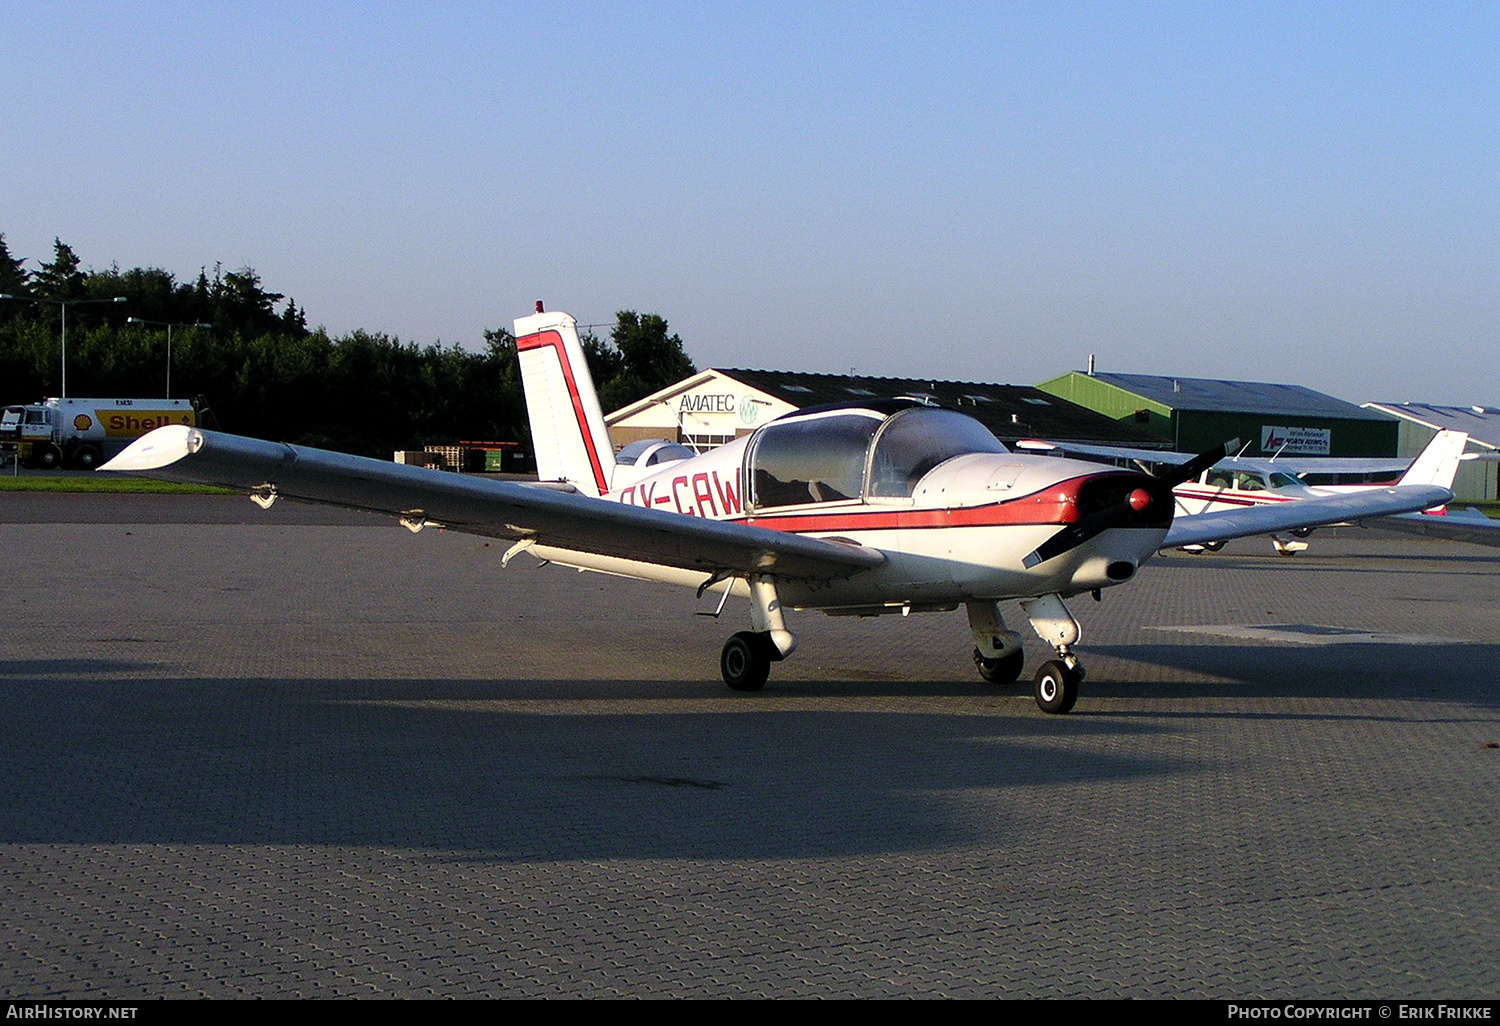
xmin=3 ymin=2 xmax=1495 ymax=404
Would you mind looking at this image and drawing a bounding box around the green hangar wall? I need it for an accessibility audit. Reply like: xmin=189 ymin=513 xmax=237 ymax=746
xmin=1037 ymin=371 xmax=1398 ymax=457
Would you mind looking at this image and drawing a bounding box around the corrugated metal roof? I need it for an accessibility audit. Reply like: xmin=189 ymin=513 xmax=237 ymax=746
xmin=1364 ymin=402 xmax=1500 ymax=450
xmin=1087 ymin=372 xmax=1389 ymax=420
xmin=716 ymin=368 xmax=1169 ymax=446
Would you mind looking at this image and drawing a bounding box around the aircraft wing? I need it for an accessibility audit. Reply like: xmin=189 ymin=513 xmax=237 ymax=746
xmin=1162 ymin=485 xmax=1454 ymax=549
xmin=1367 ymin=507 xmax=1500 ymax=547
xmin=100 ymin=426 xmax=885 ymax=581
xmin=1017 ymin=439 xmax=1412 ymax=476
xmin=1016 ymin=440 xmax=1185 ymax=464
xmin=1226 ymin=455 xmax=1412 ymax=475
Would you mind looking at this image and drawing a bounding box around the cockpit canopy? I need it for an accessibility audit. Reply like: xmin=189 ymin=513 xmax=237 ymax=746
xmin=747 ymin=403 xmax=1009 ymax=509
xmin=1205 ymin=468 xmax=1306 ymax=492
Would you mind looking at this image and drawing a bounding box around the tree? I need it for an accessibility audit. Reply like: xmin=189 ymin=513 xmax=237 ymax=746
xmin=32 ymin=238 xmax=86 ymax=301
xmin=214 ymin=266 xmax=283 ymax=336
xmin=612 ymin=311 xmax=695 ymax=385
xmin=87 ymin=265 xmax=178 ymax=320
xmin=0 ymin=234 xmax=29 ymax=298
xmin=0 ymin=235 xmax=29 ymax=328
xmin=280 ymin=298 xmax=307 ymax=335
xmin=221 ymin=267 xmax=281 ymax=317
xmin=595 ymin=310 xmax=697 ymax=412
xmin=579 ymin=326 xmax=623 ymax=386
xmin=183 ymin=263 xmax=308 ymax=338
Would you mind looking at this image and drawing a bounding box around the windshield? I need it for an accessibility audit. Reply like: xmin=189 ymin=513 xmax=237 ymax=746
xmin=749 ymin=412 xmax=881 ymax=508
xmin=0 ymin=408 xmax=21 ymax=429
xmin=867 ymin=407 xmax=1009 ymax=497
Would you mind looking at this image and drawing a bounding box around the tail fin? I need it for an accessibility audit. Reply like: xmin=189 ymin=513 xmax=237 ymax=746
xmin=513 ymin=307 xmax=615 ymax=496
xmin=1398 ymin=430 xmax=1468 ymax=490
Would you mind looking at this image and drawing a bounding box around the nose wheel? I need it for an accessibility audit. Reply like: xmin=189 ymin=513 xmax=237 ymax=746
xmin=1033 ymin=660 xmax=1081 ymax=714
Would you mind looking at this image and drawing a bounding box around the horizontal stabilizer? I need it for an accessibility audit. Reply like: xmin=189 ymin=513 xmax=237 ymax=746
xmin=1374 ymin=507 xmax=1500 ymax=547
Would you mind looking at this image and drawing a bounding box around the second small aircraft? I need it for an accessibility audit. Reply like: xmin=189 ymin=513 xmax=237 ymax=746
xmin=1018 ymin=432 xmax=1472 ymax=554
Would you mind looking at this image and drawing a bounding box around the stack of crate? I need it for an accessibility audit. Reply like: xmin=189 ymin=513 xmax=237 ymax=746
xmin=393 ymin=451 xmax=442 ymax=468
xmin=422 ymin=444 xmax=467 ymax=472
xmin=396 ymin=442 xmax=532 ymax=473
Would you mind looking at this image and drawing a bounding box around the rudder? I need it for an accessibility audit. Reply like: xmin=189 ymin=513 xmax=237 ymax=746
xmin=1398 ymin=430 xmax=1468 ymax=490
xmin=513 ymin=307 xmax=615 ymax=496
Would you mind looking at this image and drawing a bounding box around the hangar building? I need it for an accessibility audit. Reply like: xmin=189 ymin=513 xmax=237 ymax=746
xmin=1362 ymin=402 xmax=1500 ymax=502
xmin=1036 ymin=371 xmax=1398 ymax=458
xmin=606 ymin=368 xmax=1169 ymax=453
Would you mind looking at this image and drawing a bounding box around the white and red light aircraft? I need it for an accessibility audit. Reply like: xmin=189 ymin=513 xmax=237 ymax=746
xmin=101 ymin=307 xmax=1453 ymax=714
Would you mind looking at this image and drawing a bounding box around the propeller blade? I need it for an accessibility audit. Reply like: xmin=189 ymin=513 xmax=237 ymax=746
xmin=1022 ymin=506 xmax=1129 ymax=568
xmin=1154 ymin=438 xmax=1239 ymax=490
xmin=1022 ymin=482 xmax=1157 ymax=568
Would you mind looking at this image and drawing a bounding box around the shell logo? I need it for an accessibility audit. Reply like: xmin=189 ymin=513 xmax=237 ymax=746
xmin=74 ymin=414 xmax=93 ymax=431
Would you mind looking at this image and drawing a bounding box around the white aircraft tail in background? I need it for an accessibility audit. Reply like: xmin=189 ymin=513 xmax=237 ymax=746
xmin=1396 ymin=429 xmax=1469 ymax=492
xmin=514 ymin=304 xmax=615 ymax=497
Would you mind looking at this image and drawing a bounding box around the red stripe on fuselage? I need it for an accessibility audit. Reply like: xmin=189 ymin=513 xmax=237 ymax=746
xmin=730 ymin=475 xmax=1115 ymax=534
xmin=516 ymin=329 xmax=609 ymax=494
xmin=1173 ymin=487 xmax=1294 ymax=508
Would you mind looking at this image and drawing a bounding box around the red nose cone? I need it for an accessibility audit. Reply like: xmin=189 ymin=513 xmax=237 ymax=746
xmin=1127 ymin=488 xmax=1153 ymax=512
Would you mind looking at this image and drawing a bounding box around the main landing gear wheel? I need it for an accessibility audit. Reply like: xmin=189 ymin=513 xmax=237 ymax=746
xmin=1033 ymin=660 xmax=1081 ymax=715
xmin=721 ymin=631 xmax=771 ymax=692
xmin=973 ymin=648 xmax=1024 ymax=684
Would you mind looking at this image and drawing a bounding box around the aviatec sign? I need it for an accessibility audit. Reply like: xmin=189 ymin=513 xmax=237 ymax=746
xmin=679 ymin=394 xmax=738 ymax=415
xmin=678 ymin=393 xmax=770 ymax=427
xmin=1261 ymin=425 xmax=1331 ymax=455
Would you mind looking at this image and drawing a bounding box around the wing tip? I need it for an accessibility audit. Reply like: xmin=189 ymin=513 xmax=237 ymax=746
xmin=99 ymin=425 xmax=203 ymax=472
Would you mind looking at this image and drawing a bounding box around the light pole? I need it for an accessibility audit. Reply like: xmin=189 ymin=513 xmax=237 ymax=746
xmin=126 ymin=318 xmax=213 ymax=400
xmin=0 ymin=294 xmax=127 ymax=398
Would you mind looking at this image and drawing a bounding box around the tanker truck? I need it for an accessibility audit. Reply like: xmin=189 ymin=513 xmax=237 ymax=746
xmin=0 ymin=397 xmax=197 ymax=470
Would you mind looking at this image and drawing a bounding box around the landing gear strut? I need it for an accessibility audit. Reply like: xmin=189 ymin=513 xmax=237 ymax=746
xmin=1020 ymin=593 xmax=1086 ymax=714
xmin=719 ymin=575 xmax=796 ymax=692
xmin=1271 ymin=534 xmax=1309 ymax=556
